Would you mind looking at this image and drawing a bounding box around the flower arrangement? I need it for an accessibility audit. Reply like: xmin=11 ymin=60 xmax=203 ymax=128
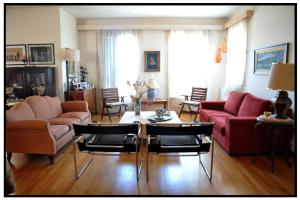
xmin=127 ymin=80 xmax=148 ymax=101
xmin=80 ymin=66 xmax=88 ymax=82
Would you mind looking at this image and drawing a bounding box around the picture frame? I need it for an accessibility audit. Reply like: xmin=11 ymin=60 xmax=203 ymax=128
xmin=144 ymin=51 xmax=160 ymax=72
xmin=254 ymin=43 xmax=289 ymax=75
xmin=28 ymin=43 xmax=55 ymax=65
xmin=6 ymin=44 xmax=27 ymax=65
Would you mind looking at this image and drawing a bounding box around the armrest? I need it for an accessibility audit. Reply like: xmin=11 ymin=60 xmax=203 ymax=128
xmin=6 ymin=120 xmax=48 ymax=130
xmin=181 ymin=95 xmax=190 ymax=100
xmin=224 ymin=117 xmax=257 ymax=152
xmin=62 ymin=101 xmax=89 ymax=112
xmin=201 ymin=101 xmax=226 ymax=110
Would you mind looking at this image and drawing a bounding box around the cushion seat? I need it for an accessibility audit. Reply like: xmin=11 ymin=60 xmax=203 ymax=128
xmin=58 ymin=112 xmax=90 ymax=121
xmin=201 ymin=109 xmax=234 ymax=122
xmin=181 ymin=100 xmax=200 ymax=105
xmin=50 ymin=125 xmax=70 ymax=140
xmin=48 ymin=117 xmax=80 ymax=126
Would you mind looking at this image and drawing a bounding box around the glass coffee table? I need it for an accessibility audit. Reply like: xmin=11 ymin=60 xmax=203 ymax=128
xmin=119 ymin=111 xmax=182 ymax=138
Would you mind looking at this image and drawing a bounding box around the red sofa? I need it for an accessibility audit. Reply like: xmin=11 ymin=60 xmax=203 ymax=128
xmin=199 ymin=92 xmax=272 ymax=154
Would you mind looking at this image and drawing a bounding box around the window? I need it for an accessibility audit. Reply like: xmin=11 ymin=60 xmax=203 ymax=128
xmin=167 ymin=30 xmax=210 ymax=98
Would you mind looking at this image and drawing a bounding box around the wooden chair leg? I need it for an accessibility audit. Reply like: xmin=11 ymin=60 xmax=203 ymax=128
xmin=194 ymin=105 xmax=200 ymax=121
xmin=101 ymin=105 xmax=105 ymax=120
xmin=48 ymin=155 xmax=54 ymax=164
xmin=7 ymin=152 xmax=12 ymax=162
xmin=179 ymin=104 xmax=185 ymax=117
xmin=106 ymin=107 xmax=112 ymax=122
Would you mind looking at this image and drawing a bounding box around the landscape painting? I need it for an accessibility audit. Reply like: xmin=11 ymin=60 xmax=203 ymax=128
xmin=254 ymin=43 xmax=288 ymax=75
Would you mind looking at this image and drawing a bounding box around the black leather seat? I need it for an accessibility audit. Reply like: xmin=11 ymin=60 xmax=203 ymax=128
xmin=146 ymin=122 xmax=214 ymax=181
xmin=73 ymin=122 xmax=143 ymax=182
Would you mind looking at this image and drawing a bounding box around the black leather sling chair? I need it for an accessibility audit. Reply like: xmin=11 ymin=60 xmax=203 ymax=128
xmin=146 ymin=122 xmax=214 ymax=182
xmin=73 ymin=122 xmax=143 ymax=182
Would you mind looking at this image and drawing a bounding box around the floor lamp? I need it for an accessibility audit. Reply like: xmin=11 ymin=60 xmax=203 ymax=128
xmin=59 ymin=48 xmax=80 ymax=96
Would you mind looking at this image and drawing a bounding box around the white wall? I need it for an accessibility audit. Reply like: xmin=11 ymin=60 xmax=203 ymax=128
xmin=244 ymin=6 xmax=295 ymax=110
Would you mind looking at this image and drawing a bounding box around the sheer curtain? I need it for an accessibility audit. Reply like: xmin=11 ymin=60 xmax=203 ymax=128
xmin=167 ymin=30 xmax=210 ymax=98
xmin=222 ymin=19 xmax=248 ymax=98
xmin=98 ymin=30 xmax=141 ymax=97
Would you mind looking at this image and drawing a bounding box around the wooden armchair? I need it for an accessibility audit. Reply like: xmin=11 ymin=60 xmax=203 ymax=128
xmin=179 ymin=87 xmax=207 ymax=121
xmin=101 ymin=88 xmax=128 ymax=122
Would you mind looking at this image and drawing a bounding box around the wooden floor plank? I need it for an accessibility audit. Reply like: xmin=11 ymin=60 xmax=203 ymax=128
xmin=7 ymin=114 xmax=295 ymax=196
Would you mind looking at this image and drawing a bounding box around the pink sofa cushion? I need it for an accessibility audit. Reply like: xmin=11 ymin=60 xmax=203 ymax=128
xmin=48 ymin=118 xmax=80 ymax=126
xmin=26 ymin=96 xmax=53 ymax=120
xmin=44 ymin=96 xmax=63 ymax=118
xmin=49 ymin=125 xmax=70 ymax=140
xmin=58 ymin=112 xmax=90 ymax=121
xmin=6 ymin=101 xmax=36 ymax=122
xmin=200 ymin=109 xmax=234 ymax=122
xmin=224 ymin=92 xmax=246 ymax=116
xmin=238 ymin=93 xmax=271 ymax=117
xmin=210 ymin=116 xmax=226 ymax=136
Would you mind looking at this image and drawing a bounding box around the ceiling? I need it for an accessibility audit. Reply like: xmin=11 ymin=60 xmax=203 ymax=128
xmin=61 ymin=6 xmax=240 ymax=19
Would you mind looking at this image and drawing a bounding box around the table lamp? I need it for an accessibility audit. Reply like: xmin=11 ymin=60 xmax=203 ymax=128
xmin=267 ymin=63 xmax=294 ymax=119
xmin=147 ymin=78 xmax=160 ymax=100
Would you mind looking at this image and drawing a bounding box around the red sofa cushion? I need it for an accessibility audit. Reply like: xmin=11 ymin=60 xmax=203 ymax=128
xmin=224 ymin=92 xmax=246 ymax=116
xmin=210 ymin=116 xmax=226 ymax=136
xmin=237 ymin=93 xmax=271 ymax=117
xmin=200 ymin=109 xmax=234 ymax=122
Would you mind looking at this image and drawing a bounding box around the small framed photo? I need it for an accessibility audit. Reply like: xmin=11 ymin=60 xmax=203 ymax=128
xmin=6 ymin=44 xmax=27 ymax=65
xmin=254 ymin=43 xmax=288 ymax=75
xmin=28 ymin=43 xmax=55 ymax=65
xmin=144 ymin=51 xmax=160 ymax=72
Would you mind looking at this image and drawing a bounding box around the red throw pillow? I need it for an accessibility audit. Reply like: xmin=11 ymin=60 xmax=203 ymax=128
xmin=224 ymin=92 xmax=246 ymax=115
xmin=237 ymin=93 xmax=271 ymax=117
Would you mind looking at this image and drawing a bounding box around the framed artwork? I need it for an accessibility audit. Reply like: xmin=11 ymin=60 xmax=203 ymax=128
xmin=6 ymin=44 xmax=27 ymax=65
xmin=144 ymin=51 xmax=160 ymax=72
xmin=254 ymin=43 xmax=289 ymax=75
xmin=28 ymin=43 xmax=55 ymax=65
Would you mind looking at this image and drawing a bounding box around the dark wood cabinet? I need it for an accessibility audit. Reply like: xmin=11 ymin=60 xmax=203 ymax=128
xmin=64 ymin=88 xmax=97 ymax=114
xmin=6 ymin=66 xmax=56 ymax=99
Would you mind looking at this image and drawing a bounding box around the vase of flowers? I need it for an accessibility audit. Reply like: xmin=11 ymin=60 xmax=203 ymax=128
xmin=127 ymin=80 xmax=148 ymax=116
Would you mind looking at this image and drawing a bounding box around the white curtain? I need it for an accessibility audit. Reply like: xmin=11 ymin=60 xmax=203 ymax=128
xmin=222 ymin=19 xmax=248 ymax=99
xmin=167 ymin=30 xmax=210 ymax=98
xmin=98 ymin=30 xmax=141 ymax=96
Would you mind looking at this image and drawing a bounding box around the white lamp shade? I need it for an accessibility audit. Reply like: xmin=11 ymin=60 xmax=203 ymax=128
xmin=267 ymin=63 xmax=294 ymax=91
xmin=147 ymin=78 xmax=160 ymax=89
xmin=59 ymin=48 xmax=80 ymax=62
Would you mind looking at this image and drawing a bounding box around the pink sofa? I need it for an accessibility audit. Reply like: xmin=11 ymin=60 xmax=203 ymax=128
xmin=6 ymin=96 xmax=91 ymax=163
xmin=200 ymin=92 xmax=272 ymax=154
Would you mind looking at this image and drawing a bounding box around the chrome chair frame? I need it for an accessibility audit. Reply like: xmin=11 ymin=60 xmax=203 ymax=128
xmin=73 ymin=122 xmax=143 ymax=182
xmin=146 ymin=122 xmax=214 ymax=182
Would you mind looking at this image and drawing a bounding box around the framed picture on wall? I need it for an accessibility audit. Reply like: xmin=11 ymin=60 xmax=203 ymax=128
xmin=28 ymin=43 xmax=55 ymax=65
xmin=254 ymin=43 xmax=289 ymax=75
xmin=144 ymin=51 xmax=160 ymax=72
xmin=6 ymin=44 xmax=27 ymax=65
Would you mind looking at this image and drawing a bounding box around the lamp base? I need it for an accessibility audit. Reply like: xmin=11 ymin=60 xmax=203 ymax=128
xmin=273 ymin=90 xmax=292 ymax=119
xmin=147 ymin=89 xmax=156 ymax=100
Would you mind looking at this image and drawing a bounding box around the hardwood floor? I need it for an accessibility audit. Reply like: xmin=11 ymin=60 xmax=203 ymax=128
xmin=8 ymin=114 xmax=295 ymax=196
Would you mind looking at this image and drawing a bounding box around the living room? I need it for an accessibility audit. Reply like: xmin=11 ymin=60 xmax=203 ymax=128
xmin=5 ymin=4 xmax=295 ymax=196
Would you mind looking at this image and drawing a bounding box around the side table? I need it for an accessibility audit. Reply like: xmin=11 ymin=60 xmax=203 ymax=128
xmin=253 ymin=115 xmax=294 ymax=173
xmin=141 ymin=98 xmax=168 ymax=109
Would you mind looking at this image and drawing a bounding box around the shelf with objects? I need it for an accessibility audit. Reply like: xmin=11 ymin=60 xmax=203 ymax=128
xmin=61 ymin=48 xmax=97 ymax=114
xmin=5 ymin=66 xmax=56 ymax=109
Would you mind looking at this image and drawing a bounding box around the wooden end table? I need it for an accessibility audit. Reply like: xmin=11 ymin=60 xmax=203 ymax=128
xmin=253 ymin=115 xmax=294 ymax=173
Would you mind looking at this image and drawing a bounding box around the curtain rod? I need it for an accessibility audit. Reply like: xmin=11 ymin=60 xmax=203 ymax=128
xmin=77 ymin=24 xmax=224 ymax=31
